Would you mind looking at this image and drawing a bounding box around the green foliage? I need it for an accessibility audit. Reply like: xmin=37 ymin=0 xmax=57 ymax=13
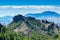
xmin=0 ymin=15 xmax=59 ymax=40
xmin=58 ymin=34 xmax=60 ymax=40
xmin=9 ymin=20 xmax=23 ymax=29
xmin=28 ymin=20 xmax=42 ymax=27
xmin=28 ymin=30 xmax=54 ymax=40
xmin=0 ymin=27 xmax=23 ymax=40
xmin=0 ymin=27 xmax=58 ymax=40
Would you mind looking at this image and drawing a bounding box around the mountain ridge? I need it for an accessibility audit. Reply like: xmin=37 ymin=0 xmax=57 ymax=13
xmin=9 ymin=14 xmax=59 ymax=35
xmin=0 ymin=14 xmax=59 ymax=40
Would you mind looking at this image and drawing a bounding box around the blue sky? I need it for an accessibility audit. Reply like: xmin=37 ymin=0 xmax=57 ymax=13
xmin=0 ymin=0 xmax=60 ymax=5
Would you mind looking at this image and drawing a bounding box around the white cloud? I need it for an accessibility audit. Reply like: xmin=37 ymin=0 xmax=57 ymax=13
xmin=0 ymin=6 xmax=60 ymax=16
xmin=0 ymin=6 xmax=10 ymax=8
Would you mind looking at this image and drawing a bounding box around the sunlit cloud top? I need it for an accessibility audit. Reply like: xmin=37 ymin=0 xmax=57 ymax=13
xmin=0 ymin=6 xmax=60 ymax=17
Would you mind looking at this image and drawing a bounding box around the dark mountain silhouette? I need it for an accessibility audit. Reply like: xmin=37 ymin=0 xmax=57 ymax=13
xmin=0 ymin=23 xmax=3 ymax=31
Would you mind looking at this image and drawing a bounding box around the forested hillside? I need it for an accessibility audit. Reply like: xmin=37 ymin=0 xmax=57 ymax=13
xmin=0 ymin=14 xmax=59 ymax=40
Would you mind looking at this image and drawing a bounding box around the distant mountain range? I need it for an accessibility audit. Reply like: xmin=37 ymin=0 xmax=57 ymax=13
xmin=0 ymin=16 xmax=13 ymax=25
xmin=25 ymin=11 xmax=60 ymax=26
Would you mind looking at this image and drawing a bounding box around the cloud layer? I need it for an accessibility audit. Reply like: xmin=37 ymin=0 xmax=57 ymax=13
xmin=0 ymin=6 xmax=60 ymax=17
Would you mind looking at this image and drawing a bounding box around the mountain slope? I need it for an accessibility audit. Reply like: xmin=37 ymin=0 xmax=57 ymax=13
xmin=8 ymin=14 xmax=59 ymax=40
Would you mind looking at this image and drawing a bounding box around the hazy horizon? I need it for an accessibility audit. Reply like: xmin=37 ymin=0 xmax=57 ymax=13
xmin=0 ymin=6 xmax=60 ymax=17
